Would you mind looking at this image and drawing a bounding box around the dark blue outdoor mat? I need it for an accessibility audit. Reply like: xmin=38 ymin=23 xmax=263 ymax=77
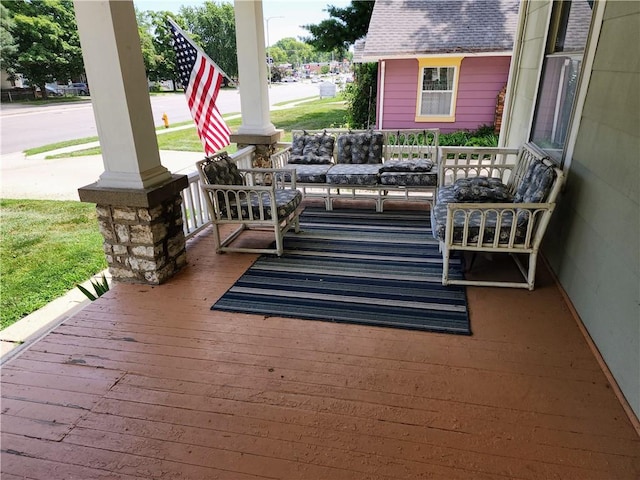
xmin=211 ymin=207 xmax=470 ymax=335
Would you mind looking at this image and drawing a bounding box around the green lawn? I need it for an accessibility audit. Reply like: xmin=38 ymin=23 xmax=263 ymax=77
xmin=0 ymin=199 xmax=107 ymax=329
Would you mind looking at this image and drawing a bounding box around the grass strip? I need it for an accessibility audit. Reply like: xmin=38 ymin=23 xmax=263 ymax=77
xmin=0 ymin=199 xmax=107 ymax=329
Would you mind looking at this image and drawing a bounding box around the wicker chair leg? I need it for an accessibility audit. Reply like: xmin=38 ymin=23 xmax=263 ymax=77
xmin=527 ymin=251 xmax=538 ymax=291
xmin=212 ymin=222 xmax=223 ymax=253
xmin=442 ymin=246 xmax=451 ymax=286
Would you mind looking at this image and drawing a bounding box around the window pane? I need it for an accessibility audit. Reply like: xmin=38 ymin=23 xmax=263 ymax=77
xmin=531 ymin=56 xmax=581 ymax=161
xmin=531 ymin=0 xmax=592 ymax=163
xmin=421 ymin=91 xmax=452 ymax=116
xmin=555 ymin=0 xmax=592 ymax=52
xmin=422 ymin=67 xmax=454 ymax=91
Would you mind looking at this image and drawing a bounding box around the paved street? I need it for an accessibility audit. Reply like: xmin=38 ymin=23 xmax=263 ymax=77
xmin=0 ymin=82 xmax=321 ymax=154
xmin=0 ymin=82 xmax=329 ymax=200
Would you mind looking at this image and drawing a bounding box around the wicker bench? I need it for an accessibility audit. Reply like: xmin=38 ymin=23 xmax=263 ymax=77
xmin=432 ymin=143 xmax=564 ymax=290
xmin=271 ymin=129 xmax=439 ymax=212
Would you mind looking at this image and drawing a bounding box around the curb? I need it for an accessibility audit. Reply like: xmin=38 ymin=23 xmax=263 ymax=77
xmin=0 ymin=270 xmax=111 ymax=364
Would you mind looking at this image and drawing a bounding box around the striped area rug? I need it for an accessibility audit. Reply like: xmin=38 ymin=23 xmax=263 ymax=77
xmin=212 ymin=207 xmax=470 ymax=335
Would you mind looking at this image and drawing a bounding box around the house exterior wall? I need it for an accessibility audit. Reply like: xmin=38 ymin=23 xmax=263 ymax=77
xmin=505 ymin=0 xmax=640 ymax=419
xmin=377 ymin=56 xmax=511 ymax=133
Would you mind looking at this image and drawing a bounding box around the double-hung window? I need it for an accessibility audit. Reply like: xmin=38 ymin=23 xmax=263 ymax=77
xmin=416 ymin=57 xmax=462 ymax=122
xmin=531 ymin=0 xmax=593 ymax=163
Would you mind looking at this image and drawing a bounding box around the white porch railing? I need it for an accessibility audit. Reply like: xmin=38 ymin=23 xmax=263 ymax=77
xmin=180 ymin=146 xmax=256 ymax=240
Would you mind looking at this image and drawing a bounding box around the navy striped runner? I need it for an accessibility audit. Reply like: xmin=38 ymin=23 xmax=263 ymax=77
xmin=212 ymin=208 xmax=470 ymax=335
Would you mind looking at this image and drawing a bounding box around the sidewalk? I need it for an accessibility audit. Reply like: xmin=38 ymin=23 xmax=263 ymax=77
xmin=0 ymin=123 xmax=205 ymax=201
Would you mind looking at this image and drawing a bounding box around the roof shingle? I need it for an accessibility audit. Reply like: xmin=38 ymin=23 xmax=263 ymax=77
xmin=362 ymin=0 xmax=520 ymax=60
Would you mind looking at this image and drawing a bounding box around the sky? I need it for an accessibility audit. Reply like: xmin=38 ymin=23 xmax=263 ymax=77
xmin=134 ymin=0 xmax=353 ymax=45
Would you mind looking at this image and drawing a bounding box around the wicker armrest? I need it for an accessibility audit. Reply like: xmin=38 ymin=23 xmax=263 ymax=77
xmin=270 ymin=145 xmax=292 ymax=169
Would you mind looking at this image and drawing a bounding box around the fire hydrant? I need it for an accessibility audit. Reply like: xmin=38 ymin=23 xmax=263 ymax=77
xmin=161 ymin=112 xmax=169 ymax=128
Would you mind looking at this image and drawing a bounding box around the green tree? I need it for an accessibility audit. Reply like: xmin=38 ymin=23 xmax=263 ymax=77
xmin=273 ymin=37 xmax=315 ymax=67
xmin=147 ymin=11 xmax=183 ymax=90
xmin=302 ymin=1 xmax=374 ymax=58
xmin=303 ymin=1 xmax=377 ymax=127
xmin=180 ymin=1 xmax=237 ymax=80
xmin=136 ymin=9 xmax=157 ymax=79
xmin=0 ymin=3 xmax=18 ymax=76
xmin=268 ymin=45 xmax=287 ymax=65
xmin=2 ymin=0 xmax=84 ymax=98
xmin=135 ymin=10 xmax=186 ymax=90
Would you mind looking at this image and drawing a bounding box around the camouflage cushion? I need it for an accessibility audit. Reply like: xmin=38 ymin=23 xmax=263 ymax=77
xmin=453 ymin=176 xmax=513 ymax=202
xmin=326 ymin=163 xmax=381 ymax=186
xmin=380 ymin=171 xmax=437 ymax=187
xmin=289 ymin=131 xmax=334 ymax=164
xmin=202 ymin=155 xmax=244 ymax=186
xmin=279 ymin=164 xmax=332 ymax=183
xmin=379 ymin=159 xmax=434 ymax=172
xmin=513 ymin=159 xmax=556 ymax=203
xmin=221 ymin=189 xmax=302 ymax=220
xmin=432 ymin=185 xmax=526 ymax=243
xmin=336 ymin=131 xmax=384 ymax=164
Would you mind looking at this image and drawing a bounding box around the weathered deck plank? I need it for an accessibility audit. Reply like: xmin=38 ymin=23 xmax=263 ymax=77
xmin=2 ymin=206 xmax=639 ymax=479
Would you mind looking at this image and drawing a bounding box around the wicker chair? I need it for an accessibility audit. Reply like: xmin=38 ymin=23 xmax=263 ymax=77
xmin=196 ymin=152 xmax=303 ymax=256
xmin=432 ymin=143 xmax=564 ymax=290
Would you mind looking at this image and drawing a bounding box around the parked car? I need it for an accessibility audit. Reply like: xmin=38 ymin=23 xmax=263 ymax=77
xmin=66 ymin=82 xmax=89 ymax=95
xmin=45 ymin=85 xmax=63 ymax=96
xmin=282 ymin=76 xmax=298 ymax=83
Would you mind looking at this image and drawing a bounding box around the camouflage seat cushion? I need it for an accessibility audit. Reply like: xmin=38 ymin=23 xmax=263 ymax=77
xmin=279 ymin=164 xmax=332 ymax=183
xmin=325 ymin=163 xmax=381 ymax=186
xmin=431 ymin=185 xmax=526 ymax=243
xmin=380 ymin=171 xmax=438 ymax=187
xmin=221 ymin=189 xmax=302 ymax=220
xmin=379 ymin=159 xmax=434 ymax=172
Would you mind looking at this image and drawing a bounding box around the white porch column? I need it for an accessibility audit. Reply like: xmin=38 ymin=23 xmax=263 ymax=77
xmin=74 ymin=0 xmax=188 ymax=285
xmin=233 ymin=0 xmax=277 ymax=136
xmin=73 ymin=0 xmax=171 ymax=189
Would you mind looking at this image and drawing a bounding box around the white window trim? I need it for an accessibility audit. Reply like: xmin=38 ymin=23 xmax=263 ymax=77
xmin=562 ymin=0 xmax=605 ymax=174
xmin=415 ymin=57 xmax=463 ymax=123
xmin=527 ymin=0 xmax=603 ymax=172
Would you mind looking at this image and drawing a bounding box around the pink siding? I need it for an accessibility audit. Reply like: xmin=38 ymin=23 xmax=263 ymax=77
xmin=377 ymin=57 xmax=511 ymax=133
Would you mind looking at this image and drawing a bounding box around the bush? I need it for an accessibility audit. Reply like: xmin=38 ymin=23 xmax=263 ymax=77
xmin=344 ymin=62 xmax=378 ymax=129
xmin=440 ymin=125 xmax=498 ymax=147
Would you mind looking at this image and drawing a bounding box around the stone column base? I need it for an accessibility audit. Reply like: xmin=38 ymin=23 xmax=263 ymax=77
xmin=78 ymin=175 xmax=189 ymax=285
xmin=230 ymin=131 xmax=283 ymax=168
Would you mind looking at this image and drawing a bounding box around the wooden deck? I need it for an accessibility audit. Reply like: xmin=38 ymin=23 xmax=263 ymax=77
xmin=2 ymin=203 xmax=639 ymax=479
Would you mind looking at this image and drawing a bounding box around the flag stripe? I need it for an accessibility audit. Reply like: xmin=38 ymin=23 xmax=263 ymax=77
xmin=189 ymin=55 xmax=224 ymax=154
xmin=169 ymin=20 xmax=230 ymax=155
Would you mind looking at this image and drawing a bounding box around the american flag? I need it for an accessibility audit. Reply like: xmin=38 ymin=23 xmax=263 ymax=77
xmin=168 ymin=19 xmax=231 ymax=155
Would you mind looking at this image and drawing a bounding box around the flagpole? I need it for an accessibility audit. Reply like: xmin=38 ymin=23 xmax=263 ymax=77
xmin=166 ymin=17 xmax=235 ymax=86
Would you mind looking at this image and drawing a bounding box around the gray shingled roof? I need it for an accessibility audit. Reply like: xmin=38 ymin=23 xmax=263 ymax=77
xmin=361 ymin=0 xmax=520 ymax=60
